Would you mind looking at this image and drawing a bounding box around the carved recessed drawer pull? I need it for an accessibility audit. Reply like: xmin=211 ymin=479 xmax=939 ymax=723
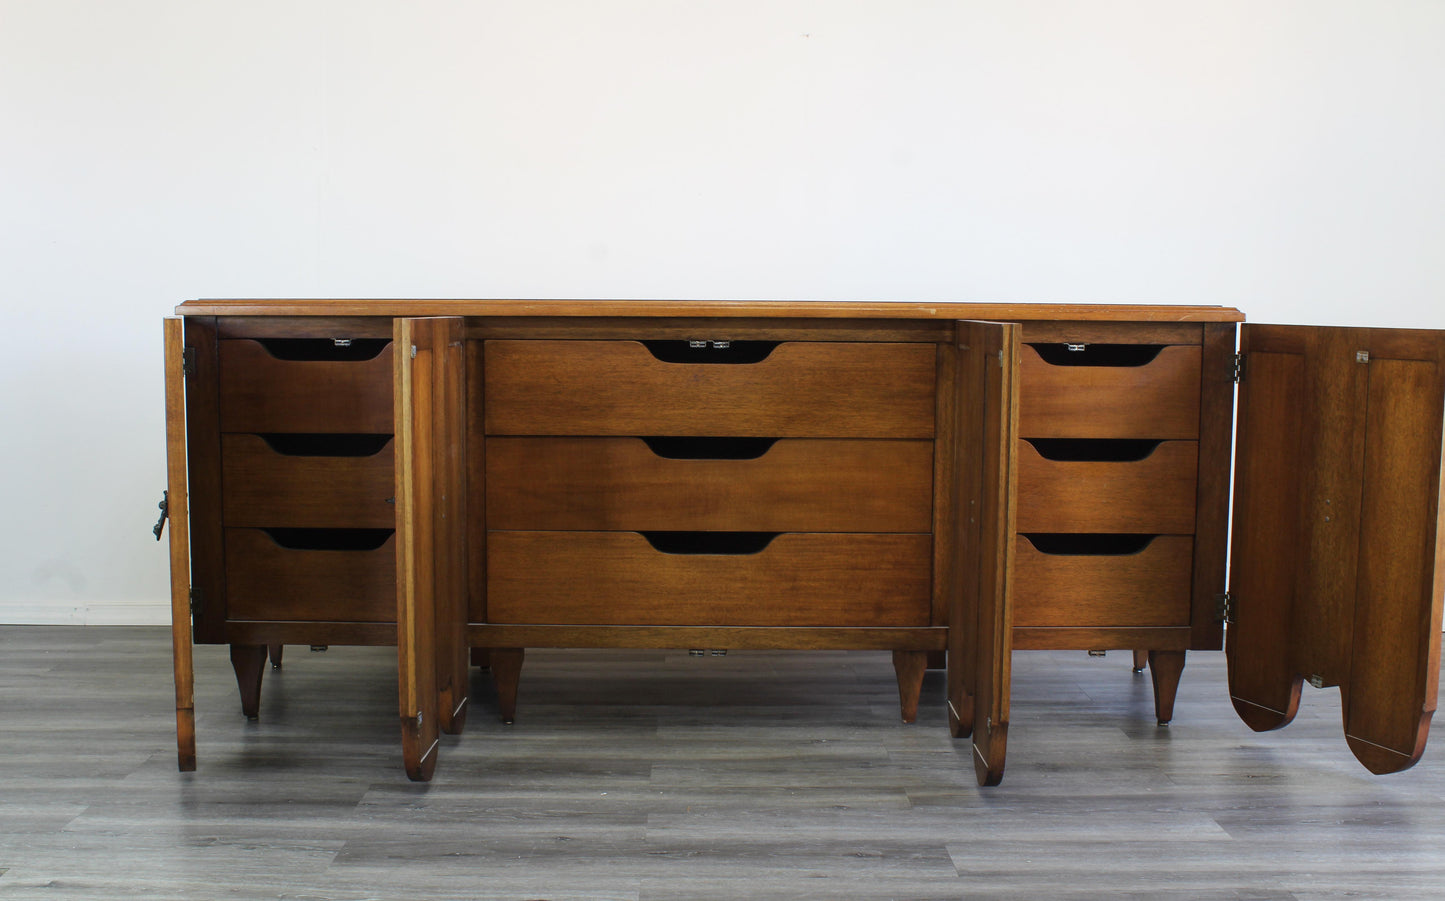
xmin=1024 ymin=438 xmax=1164 ymax=462
xmin=642 ymin=339 xmax=778 ymax=364
xmin=259 ymin=527 xmax=394 ymax=552
xmin=257 ymin=433 xmax=392 ymax=457
xmin=1022 ymin=533 xmax=1157 ymax=556
xmin=640 ymin=436 xmax=779 ymax=460
xmin=253 ymin=338 xmax=391 ymax=362
xmin=641 ymin=531 xmax=779 ymax=555
xmin=1029 ymin=343 xmax=1166 ymax=367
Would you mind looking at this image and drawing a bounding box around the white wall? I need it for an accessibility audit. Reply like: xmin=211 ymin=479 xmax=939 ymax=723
xmin=1 ymin=1 xmax=1442 ymax=624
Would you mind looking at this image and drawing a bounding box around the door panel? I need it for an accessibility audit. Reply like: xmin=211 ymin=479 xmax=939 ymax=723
xmin=183 ymin=317 xmax=227 ymax=644
xmin=1227 ymin=347 xmax=1306 ymax=731
xmin=945 ymin=320 xmax=1019 ymax=787
xmin=163 ymin=318 xmax=196 ymax=772
xmin=395 ymin=317 xmax=469 ymax=782
xmin=1230 ymin=324 xmax=1445 ymax=773
xmin=1347 ymin=357 xmax=1445 ymax=771
xmin=1289 ymin=330 xmax=1368 ymax=688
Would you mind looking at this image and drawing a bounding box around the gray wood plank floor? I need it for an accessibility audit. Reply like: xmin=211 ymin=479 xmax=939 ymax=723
xmin=3 ymin=627 xmax=1444 ymax=900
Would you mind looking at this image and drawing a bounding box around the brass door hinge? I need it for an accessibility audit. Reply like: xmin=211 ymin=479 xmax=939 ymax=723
xmin=1231 ymin=353 xmax=1245 ymax=384
xmin=182 ymin=347 xmax=197 ymax=377
xmin=1215 ymin=591 xmax=1234 ymax=624
xmin=189 ymin=587 xmax=202 ymax=617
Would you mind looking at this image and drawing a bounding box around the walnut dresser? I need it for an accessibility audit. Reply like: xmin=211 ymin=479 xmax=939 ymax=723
xmin=159 ymin=301 xmax=1445 ymax=785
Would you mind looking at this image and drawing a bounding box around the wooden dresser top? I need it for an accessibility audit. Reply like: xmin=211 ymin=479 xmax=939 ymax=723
xmin=176 ymin=299 xmax=1245 ymax=322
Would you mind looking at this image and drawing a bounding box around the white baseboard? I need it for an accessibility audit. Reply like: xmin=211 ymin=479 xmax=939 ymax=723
xmin=0 ymin=602 xmax=170 ymax=626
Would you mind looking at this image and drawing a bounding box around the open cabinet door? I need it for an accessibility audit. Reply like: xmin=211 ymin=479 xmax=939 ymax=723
xmin=946 ymin=320 xmax=1020 ymax=786
xmin=163 ymin=318 xmax=197 ymax=771
xmin=395 ymin=317 xmax=469 ymax=781
xmin=1229 ymin=324 xmax=1445 ymax=774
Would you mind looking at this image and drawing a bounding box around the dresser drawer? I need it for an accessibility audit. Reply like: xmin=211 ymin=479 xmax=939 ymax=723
xmin=1019 ymin=344 xmax=1201 ymax=439
xmin=1016 ymin=439 xmax=1198 ymax=534
xmin=221 ymin=434 xmax=395 ymax=529
xmin=487 ymin=531 xmax=932 ymax=627
xmin=1012 ymin=535 xmax=1193 ymax=628
xmin=224 ymin=528 xmax=395 ymax=623
xmin=483 ymin=340 xmax=936 ymax=437
xmin=219 ymin=339 xmax=393 ymax=434
xmin=486 ymin=437 xmax=933 ymax=533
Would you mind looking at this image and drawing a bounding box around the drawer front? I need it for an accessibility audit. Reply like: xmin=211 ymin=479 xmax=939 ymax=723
xmin=1012 ymin=535 xmax=1193 ymax=628
xmin=483 ymin=340 xmax=937 ymax=437
xmin=487 ymin=531 xmax=932 ymax=627
xmin=219 ymin=339 xmax=393 ymax=433
xmin=486 ymin=437 xmax=933 ymax=533
xmin=1016 ymin=439 xmax=1198 ymax=534
xmin=224 ymin=528 xmax=395 ymax=623
xmin=222 ymin=434 xmax=395 ymax=529
xmin=1019 ymin=344 xmax=1201 ymax=439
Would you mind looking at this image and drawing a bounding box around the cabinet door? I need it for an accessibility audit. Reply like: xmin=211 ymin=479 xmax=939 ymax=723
xmin=394 ymin=317 xmax=469 ymax=782
xmin=163 ymin=318 xmax=196 ymax=771
xmin=1229 ymin=324 xmax=1445 ymax=773
xmin=946 ymin=320 xmax=1020 ymax=786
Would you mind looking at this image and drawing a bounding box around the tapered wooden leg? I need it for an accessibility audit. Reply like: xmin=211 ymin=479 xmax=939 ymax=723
xmin=268 ymin=644 xmax=284 ymax=669
xmin=229 ymin=644 xmax=268 ymax=720
xmin=491 ymin=648 xmax=525 ymax=725
xmin=1148 ymin=650 xmax=1186 ymax=726
xmin=892 ymin=650 xmax=928 ymax=724
xmin=1132 ymin=649 xmax=1148 ymax=674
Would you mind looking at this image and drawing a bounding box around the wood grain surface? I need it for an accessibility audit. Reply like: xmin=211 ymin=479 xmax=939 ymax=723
xmin=1226 ymin=343 xmax=1306 ymax=731
xmin=1347 ymin=355 xmax=1443 ymax=770
xmin=1188 ymin=321 xmax=1238 ymax=650
xmin=393 ymin=317 xmax=471 ymax=780
xmin=1016 ymin=439 xmax=1198 ymax=533
xmin=177 ymin=297 xmax=1247 ymax=321
xmin=1228 ymin=324 xmax=1445 ymax=775
xmin=182 ymin=317 xmax=227 ymax=644
xmin=221 ymin=434 xmax=395 ymax=529
xmin=1018 ymin=344 xmax=1202 ymax=439
xmin=483 ymin=340 xmax=937 ymax=438
xmin=224 ymin=529 xmax=397 ymax=624
xmin=1013 ymin=536 xmax=1194 ymax=629
xmin=485 ymin=437 xmax=933 ymax=533
xmin=219 ymin=339 xmax=394 ymax=434
xmin=162 ymin=318 xmax=195 ymax=771
xmin=487 ymin=531 xmax=932 ymax=628
xmin=944 ymin=321 xmax=1019 ymax=787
